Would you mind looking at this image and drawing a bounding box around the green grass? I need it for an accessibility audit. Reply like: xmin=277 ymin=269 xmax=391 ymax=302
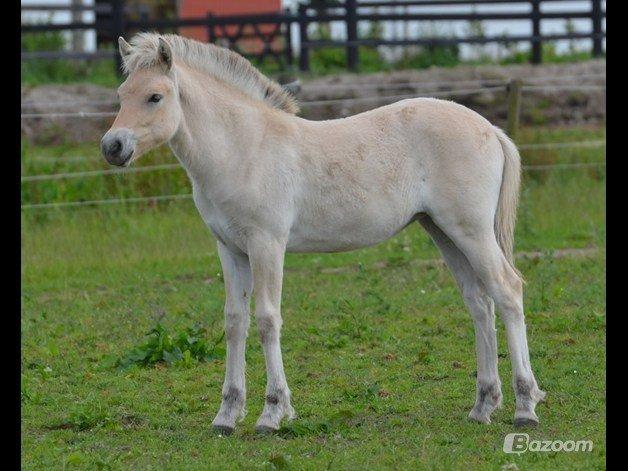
xmin=21 ymin=126 xmax=605 ymax=469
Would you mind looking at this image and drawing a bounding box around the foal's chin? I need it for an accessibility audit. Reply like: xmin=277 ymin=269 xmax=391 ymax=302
xmin=121 ymin=146 xmax=151 ymax=167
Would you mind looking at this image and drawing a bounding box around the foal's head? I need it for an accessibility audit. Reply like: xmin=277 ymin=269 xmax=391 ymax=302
xmin=101 ymin=33 xmax=300 ymax=166
xmin=101 ymin=37 xmax=181 ymax=166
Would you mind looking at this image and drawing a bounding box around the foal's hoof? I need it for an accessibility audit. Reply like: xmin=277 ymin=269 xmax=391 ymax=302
xmin=255 ymin=424 xmax=279 ymax=435
xmin=212 ymin=424 xmax=235 ymax=436
xmin=514 ymin=417 xmax=539 ymax=428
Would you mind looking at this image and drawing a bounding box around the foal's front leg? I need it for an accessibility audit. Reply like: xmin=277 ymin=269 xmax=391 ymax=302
xmin=248 ymin=235 xmax=295 ymax=433
xmin=211 ymin=242 xmax=253 ymax=435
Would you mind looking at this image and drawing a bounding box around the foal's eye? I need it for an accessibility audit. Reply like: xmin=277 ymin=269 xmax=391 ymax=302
xmin=148 ymin=94 xmax=162 ymax=103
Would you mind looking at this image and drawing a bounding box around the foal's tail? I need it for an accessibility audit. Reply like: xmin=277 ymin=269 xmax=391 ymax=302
xmin=493 ymin=126 xmax=522 ymax=278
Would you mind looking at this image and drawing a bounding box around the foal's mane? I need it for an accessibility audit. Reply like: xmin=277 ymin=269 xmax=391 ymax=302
xmin=123 ymin=33 xmax=299 ymax=114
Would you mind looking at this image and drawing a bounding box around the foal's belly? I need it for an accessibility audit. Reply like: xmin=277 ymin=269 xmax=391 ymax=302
xmin=287 ymin=164 xmax=424 ymax=252
xmin=286 ymin=203 xmax=419 ymax=253
xmin=286 ymin=222 xmax=414 ymax=253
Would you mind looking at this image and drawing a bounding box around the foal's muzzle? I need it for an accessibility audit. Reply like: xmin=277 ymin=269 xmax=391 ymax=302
xmin=101 ymin=128 xmax=136 ymax=166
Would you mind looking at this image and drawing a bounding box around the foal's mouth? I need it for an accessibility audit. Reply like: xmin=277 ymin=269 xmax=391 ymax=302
xmin=116 ymin=151 xmax=135 ymax=167
xmin=104 ymin=150 xmax=134 ymax=167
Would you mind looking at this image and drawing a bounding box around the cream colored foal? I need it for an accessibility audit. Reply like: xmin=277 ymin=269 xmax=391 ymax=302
xmin=102 ymin=33 xmax=545 ymax=434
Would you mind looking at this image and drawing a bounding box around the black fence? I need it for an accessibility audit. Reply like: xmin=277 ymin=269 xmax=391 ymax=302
xmin=21 ymin=0 xmax=606 ymax=73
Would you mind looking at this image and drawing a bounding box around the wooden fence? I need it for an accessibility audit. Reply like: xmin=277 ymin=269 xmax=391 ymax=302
xmin=21 ymin=0 xmax=606 ymax=73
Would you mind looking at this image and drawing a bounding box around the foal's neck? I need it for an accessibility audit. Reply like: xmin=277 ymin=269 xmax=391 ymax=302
xmin=169 ymin=65 xmax=286 ymax=185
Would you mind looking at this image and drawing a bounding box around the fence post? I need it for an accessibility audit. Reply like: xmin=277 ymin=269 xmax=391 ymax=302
xmin=138 ymin=4 xmax=149 ymax=23
xmin=346 ymin=0 xmax=359 ymax=71
xmin=530 ymin=0 xmax=541 ymax=64
xmin=111 ymin=0 xmax=125 ymax=76
xmin=591 ymin=0 xmax=603 ymax=57
xmin=506 ymin=79 xmax=523 ymax=138
xmin=284 ymin=14 xmax=294 ymax=69
xmin=298 ymin=3 xmax=310 ymax=72
xmin=206 ymin=13 xmax=214 ymax=44
xmin=71 ymin=0 xmax=85 ymax=53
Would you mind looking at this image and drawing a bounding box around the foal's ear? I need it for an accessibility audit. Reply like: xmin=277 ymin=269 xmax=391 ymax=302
xmin=118 ymin=36 xmax=132 ymax=58
xmin=282 ymin=80 xmax=301 ymax=97
xmin=157 ymin=37 xmax=173 ymax=72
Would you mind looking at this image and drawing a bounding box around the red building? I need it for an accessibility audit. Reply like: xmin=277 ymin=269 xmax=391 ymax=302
xmin=179 ymin=0 xmax=283 ymax=45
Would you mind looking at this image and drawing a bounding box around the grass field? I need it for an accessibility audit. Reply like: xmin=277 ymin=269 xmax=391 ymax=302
xmin=21 ymin=126 xmax=605 ymax=469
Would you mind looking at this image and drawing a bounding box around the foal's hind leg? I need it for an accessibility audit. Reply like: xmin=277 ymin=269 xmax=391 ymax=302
xmin=432 ymin=216 xmax=545 ymax=426
xmin=419 ymin=215 xmax=502 ymax=424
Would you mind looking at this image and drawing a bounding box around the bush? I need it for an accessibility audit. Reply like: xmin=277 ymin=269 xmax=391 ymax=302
xmin=21 ymin=31 xmax=119 ymax=86
xmin=500 ymin=42 xmax=594 ymax=65
xmin=114 ymin=323 xmax=225 ymax=369
xmin=394 ymin=44 xmax=460 ymax=70
xmin=22 ymin=30 xmax=65 ymax=52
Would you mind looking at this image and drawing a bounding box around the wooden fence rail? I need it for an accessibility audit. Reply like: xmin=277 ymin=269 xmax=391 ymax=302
xmin=21 ymin=0 xmax=606 ymax=73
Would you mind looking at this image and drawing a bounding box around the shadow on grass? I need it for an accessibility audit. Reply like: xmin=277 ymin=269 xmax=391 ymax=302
xmin=234 ymin=410 xmax=361 ymax=441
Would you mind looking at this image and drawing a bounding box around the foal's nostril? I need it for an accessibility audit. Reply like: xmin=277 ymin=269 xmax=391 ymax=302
xmin=109 ymin=139 xmax=122 ymax=156
xmin=101 ymin=137 xmax=123 ymax=158
xmin=101 ymin=130 xmax=135 ymax=166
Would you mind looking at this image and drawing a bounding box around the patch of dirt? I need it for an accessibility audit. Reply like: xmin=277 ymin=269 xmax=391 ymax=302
xmin=21 ymin=83 xmax=116 ymax=145
xmin=299 ymin=59 xmax=606 ymax=127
